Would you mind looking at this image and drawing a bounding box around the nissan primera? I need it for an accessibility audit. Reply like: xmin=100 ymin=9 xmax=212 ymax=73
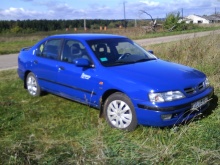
xmin=17 ymin=34 xmax=214 ymax=131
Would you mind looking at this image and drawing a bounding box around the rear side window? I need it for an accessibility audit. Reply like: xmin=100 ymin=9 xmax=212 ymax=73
xmin=36 ymin=39 xmax=62 ymax=60
xmin=61 ymin=39 xmax=90 ymax=63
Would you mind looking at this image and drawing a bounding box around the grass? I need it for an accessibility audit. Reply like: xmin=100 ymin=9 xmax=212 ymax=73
xmin=0 ymin=34 xmax=44 ymax=55
xmin=0 ymin=24 xmax=220 ymax=55
xmin=0 ymin=32 xmax=220 ymax=164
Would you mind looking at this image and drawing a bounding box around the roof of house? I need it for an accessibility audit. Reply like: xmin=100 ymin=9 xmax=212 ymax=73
xmin=185 ymin=14 xmax=220 ymax=21
xmin=203 ymin=15 xmax=220 ymax=21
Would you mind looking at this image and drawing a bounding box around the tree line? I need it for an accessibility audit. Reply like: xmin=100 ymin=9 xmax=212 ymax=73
xmin=0 ymin=19 xmax=133 ymax=34
xmin=0 ymin=13 xmax=197 ymax=34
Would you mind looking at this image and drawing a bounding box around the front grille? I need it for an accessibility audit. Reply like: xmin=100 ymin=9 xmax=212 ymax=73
xmin=184 ymin=82 xmax=206 ymax=95
xmin=184 ymin=87 xmax=195 ymax=94
xmin=198 ymin=82 xmax=205 ymax=90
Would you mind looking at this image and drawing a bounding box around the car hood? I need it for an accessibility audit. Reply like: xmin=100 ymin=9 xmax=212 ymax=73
xmin=106 ymin=59 xmax=206 ymax=92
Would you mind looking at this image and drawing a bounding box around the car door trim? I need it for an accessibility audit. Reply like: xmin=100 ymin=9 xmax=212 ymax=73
xmin=39 ymin=77 xmax=96 ymax=95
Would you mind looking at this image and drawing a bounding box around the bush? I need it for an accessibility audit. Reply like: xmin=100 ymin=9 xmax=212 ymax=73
xmin=163 ymin=12 xmax=198 ymax=31
xmin=10 ymin=25 xmax=22 ymax=33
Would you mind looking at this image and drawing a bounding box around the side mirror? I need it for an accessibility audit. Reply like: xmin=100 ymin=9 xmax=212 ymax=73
xmin=74 ymin=58 xmax=91 ymax=67
xmin=148 ymin=50 xmax=154 ymax=54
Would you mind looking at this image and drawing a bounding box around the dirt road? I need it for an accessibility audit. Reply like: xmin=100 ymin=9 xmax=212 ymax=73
xmin=0 ymin=30 xmax=220 ymax=71
xmin=0 ymin=53 xmax=18 ymax=71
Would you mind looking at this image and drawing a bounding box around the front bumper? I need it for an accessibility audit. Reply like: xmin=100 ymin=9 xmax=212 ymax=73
xmin=134 ymin=86 xmax=214 ymax=127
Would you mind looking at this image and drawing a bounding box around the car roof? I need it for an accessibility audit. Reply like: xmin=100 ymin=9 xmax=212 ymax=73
xmin=49 ymin=33 xmax=127 ymax=41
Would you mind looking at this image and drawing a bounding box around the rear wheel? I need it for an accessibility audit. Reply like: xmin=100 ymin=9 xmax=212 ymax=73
xmin=26 ymin=72 xmax=42 ymax=96
xmin=104 ymin=92 xmax=137 ymax=131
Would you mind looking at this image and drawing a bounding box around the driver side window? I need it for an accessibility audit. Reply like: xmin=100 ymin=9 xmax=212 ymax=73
xmin=116 ymin=42 xmax=145 ymax=56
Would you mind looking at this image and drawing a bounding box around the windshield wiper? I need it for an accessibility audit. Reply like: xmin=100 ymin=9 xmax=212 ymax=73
xmin=112 ymin=61 xmax=133 ymax=65
xmin=134 ymin=58 xmax=157 ymax=63
xmin=109 ymin=58 xmax=157 ymax=66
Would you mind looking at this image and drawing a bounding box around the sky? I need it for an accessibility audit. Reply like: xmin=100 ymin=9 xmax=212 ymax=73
xmin=0 ymin=0 xmax=220 ymax=20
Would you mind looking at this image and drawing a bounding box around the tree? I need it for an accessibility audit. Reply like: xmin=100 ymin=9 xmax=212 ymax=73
xmin=164 ymin=12 xmax=179 ymax=31
xmin=163 ymin=12 xmax=188 ymax=31
xmin=139 ymin=10 xmax=157 ymax=32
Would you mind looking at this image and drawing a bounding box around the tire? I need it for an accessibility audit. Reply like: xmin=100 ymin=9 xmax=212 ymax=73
xmin=104 ymin=92 xmax=137 ymax=131
xmin=26 ymin=72 xmax=42 ymax=96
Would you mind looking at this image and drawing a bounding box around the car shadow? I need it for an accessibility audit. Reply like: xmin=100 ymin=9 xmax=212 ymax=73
xmin=202 ymin=94 xmax=218 ymax=117
xmin=175 ymin=94 xmax=219 ymax=128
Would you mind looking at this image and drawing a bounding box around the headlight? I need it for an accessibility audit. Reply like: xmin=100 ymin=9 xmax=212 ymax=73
xmin=149 ymin=91 xmax=185 ymax=103
xmin=204 ymin=78 xmax=210 ymax=87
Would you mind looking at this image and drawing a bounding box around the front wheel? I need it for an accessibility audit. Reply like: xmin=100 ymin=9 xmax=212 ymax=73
xmin=104 ymin=92 xmax=137 ymax=131
xmin=26 ymin=72 xmax=42 ymax=96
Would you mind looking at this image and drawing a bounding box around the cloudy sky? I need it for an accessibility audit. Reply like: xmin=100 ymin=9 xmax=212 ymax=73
xmin=0 ymin=0 xmax=220 ymax=20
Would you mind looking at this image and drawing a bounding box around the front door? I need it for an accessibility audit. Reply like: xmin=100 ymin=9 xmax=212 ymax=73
xmin=56 ymin=39 xmax=100 ymax=107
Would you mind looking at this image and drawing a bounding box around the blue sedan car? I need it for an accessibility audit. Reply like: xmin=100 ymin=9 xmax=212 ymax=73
xmin=17 ymin=34 xmax=214 ymax=131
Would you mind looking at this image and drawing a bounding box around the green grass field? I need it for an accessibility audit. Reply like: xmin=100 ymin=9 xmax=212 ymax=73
xmin=0 ymin=32 xmax=219 ymax=164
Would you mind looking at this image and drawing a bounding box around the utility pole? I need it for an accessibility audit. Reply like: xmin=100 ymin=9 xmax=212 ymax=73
xmin=182 ymin=8 xmax=183 ymax=19
xmin=84 ymin=18 xmax=86 ymax=31
xmin=123 ymin=1 xmax=126 ymax=30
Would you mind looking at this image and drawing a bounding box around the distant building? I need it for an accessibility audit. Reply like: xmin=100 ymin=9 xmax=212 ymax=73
xmin=178 ymin=18 xmax=193 ymax=24
xmin=203 ymin=14 xmax=220 ymax=23
xmin=186 ymin=14 xmax=210 ymax=24
xmin=181 ymin=14 xmax=220 ymax=24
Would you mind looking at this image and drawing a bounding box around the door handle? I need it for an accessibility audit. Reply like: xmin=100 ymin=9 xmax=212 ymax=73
xmin=58 ymin=66 xmax=65 ymax=71
xmin=33 ymin=60 xmax=38 ymax=64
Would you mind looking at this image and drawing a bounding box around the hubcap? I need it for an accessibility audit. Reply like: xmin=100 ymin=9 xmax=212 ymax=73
xmin=27 ymin=75 xmax=37 ymax=96
xmin=107 ymin=100 xmax=132 ymax=129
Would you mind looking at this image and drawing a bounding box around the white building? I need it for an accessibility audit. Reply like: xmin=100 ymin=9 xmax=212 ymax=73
xmin=185 ymin=14 xmax=210 ymax=24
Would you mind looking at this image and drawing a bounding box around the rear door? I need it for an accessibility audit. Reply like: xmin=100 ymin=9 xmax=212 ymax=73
xmin=32 ymin=39 xmax=63 ymax=93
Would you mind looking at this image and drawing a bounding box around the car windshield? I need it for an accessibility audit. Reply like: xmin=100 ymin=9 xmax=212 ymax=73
xmin=87 ymin=38 xmax=157 ymax=66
